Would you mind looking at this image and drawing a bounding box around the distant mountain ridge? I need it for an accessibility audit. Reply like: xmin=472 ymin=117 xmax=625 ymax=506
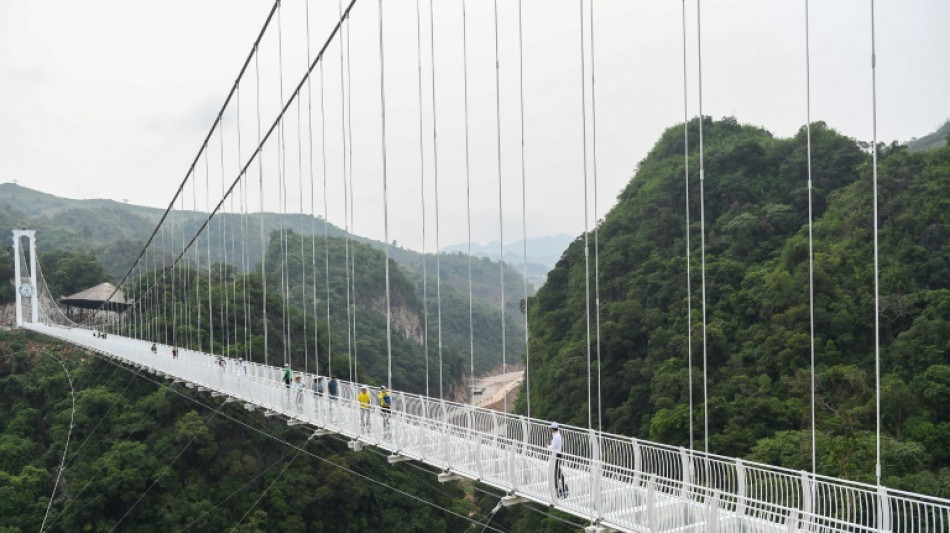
xmin=907 ymin=119 xmax=950 ymax=152
xmin=0 ymin=182 xmax=527 ymax=310
xmin=0 ymin=183 xmax=528 ymax=390
xmin=443 ymin=233 xmax=573 ymax=288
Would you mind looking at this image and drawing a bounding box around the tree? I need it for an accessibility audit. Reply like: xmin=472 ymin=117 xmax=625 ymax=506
xmin=39 ymin=249 xmax=112 ymax=298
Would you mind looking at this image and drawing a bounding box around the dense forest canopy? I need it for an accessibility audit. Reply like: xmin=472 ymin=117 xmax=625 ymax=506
xmin=1 ymin=183 xmax=528 ymax=395
xmin=519 ymin=117 xmax=950 ymax=498
xmin=0 ymin=331 xmax=480 ymax=532
xmin=117 ymin=231 xmax=522 ymax=397
xmin=5 ymin=119 xmax=950 ymax=532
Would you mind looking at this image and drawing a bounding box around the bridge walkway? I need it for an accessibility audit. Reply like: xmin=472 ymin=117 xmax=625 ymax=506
xmin=26 ymin=323 xmax=950 ymax=533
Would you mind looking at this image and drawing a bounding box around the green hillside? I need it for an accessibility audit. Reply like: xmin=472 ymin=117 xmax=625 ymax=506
xmin=0 ymin=330 xmax=477 ymax=532
xmin=119 ymin=231 xmax=520 ymax=396
xmin=520 ymin=117 xmax=950 ymax=495
xmin=907 ymin=120 xmax=950 ymax=152
xmin=0 ymin=183 xmax=530 ymax=319
xmin=1 ymin=184 xmax=528 ymax=389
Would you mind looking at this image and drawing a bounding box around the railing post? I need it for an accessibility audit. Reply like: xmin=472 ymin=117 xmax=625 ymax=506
xmin=440 ymin=399 xmax=449 ymax=469
xmin=507 ymin=416 xmax=518 ymax=492
xmin=801 ymin=470 xmax=813 ymax=529
xmin=519 ymin=417 xmax=529 ymax=489
xmin=735 ymin=458 xmax=747 ymax=520
xmin=704 ymin=489 xmax=720 ymax=533
xmin=878 ymin=485 xmax=891 ymax=533
xmin=646 ymin=477 xmax=657 ymax=532
xmin=489 ymin=410 xmax=500 ymax=483
xmin=392 ymin=391 xmax=402 ymax=450
xmin=679 ymin=446 xmax=692 ymax=500
xmin=470 ymin=408 xmax=481 ymax=478
xmin=420 ymin=395 xmax=428 ymax=456
xmin=785 ymin=509 xmax=800 ymax=533
xmin=591 ymin=430 xmax=603 ymax=520
xmin=632 ymin=437 xmax=642 ymax=487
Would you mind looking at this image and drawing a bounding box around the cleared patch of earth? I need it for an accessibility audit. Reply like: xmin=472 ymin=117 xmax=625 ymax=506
xmin=474 ymin=370 xmax=524 ymax=412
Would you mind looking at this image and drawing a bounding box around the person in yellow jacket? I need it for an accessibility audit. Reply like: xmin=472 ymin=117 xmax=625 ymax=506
xmin=357 ymin=386 xmax=371 ymax=430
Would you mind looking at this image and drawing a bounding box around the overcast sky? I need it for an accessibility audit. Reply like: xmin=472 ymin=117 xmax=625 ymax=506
xmin=2 ymin=0 xmax=948 ymax=254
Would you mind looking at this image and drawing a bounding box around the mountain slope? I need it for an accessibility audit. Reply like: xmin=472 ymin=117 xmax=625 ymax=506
xmin=520 ymin=117 xmax=950 ymax=495
xmin=0 ymin=330 xmax=476 ymax=531
xmin=0 ymin=182 xmax=526 ymax=317
xmin=907 ymin=120 xmax=950 ymax=152
xmin=1 ymin=184 xmax=528 ymax=389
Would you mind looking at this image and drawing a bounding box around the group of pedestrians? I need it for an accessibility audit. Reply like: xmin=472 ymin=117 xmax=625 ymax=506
xmin=356 ymin=385 xmax=392 ymax=433
xmin=146 ymin=341 xmax=177 ymax=359
xmin=153 ymin=343 xmax=570 ymax=500
xmin=281 ymin=364 xmax=341 ymax=415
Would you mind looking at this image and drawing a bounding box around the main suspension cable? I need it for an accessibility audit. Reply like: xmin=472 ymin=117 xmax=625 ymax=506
xmin=84 ymin=1 xmax=282 ymax=325
xmin=108 ymin=0 xmax=360 ymax=368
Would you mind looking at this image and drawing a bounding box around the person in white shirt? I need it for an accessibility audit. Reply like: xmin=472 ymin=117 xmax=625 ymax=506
xmin=236 ymin=358 xmax=247 ymax=376
xmin=549 ymin=422 xmax=568 ymax=498
xmin=292 ymin=374 xmax=306 ymax=410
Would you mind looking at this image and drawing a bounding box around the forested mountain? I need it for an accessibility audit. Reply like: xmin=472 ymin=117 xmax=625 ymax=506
xmin=907 ymin=120 xmax=950 ymax=152
xmin=442 ymin=234 xmax=574 ymax=288
xmin=115 ymin=231 xmax=522 ymax=397
xmin=8 ymin=119 xmax=950 ymax=532
xmin=518 ymin=117 xmax=950 ymax=497
xmin=1 ymin=184 xmax=527 ymax=394
xmin=0 ymin=331 xmax=478 ymax=532
xmin=0 ymin=182 xmax=529 ymax=319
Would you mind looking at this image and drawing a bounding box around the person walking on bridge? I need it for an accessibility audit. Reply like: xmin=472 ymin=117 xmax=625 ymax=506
xmin=550 ymin=422 xmax=568 ymax=498
xmin=282 ymin=364 xmax=292 ymax=387
xmin=358 ymin=385 xmax=372 ymax=430
xmin=293 ymin=374 xmax=304 ymax=411
xmin=378 ymin=385 xmax=392 ymax=432
xmin=328 ymin=376 xmax=339 ymax=419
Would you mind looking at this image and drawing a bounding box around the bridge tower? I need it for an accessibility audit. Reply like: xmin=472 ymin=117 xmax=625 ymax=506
xmin=11 ymin=230 xmax=38 ymax=326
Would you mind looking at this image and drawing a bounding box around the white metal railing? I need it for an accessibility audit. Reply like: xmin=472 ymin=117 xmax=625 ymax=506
xmin=27 ymin=323 xmax=950 ymax=533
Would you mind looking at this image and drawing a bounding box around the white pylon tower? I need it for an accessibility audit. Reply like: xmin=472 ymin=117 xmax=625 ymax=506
xmin=12 ymin=230 xmax=38 ymax=326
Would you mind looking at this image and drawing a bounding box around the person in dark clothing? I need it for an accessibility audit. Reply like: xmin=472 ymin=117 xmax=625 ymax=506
xmin=550 ymin=422 xmax=568 ymax=498
xmin=327 ymin=376 xmax=339 ymax=418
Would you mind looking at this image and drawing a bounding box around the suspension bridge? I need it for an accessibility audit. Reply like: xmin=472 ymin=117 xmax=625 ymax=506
xmin=8 ymin=0 xmax=950 ymax=531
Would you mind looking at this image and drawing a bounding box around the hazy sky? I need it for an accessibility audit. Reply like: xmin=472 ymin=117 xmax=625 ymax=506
xmin=2 ymin=0 xmax=948 ymax=253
